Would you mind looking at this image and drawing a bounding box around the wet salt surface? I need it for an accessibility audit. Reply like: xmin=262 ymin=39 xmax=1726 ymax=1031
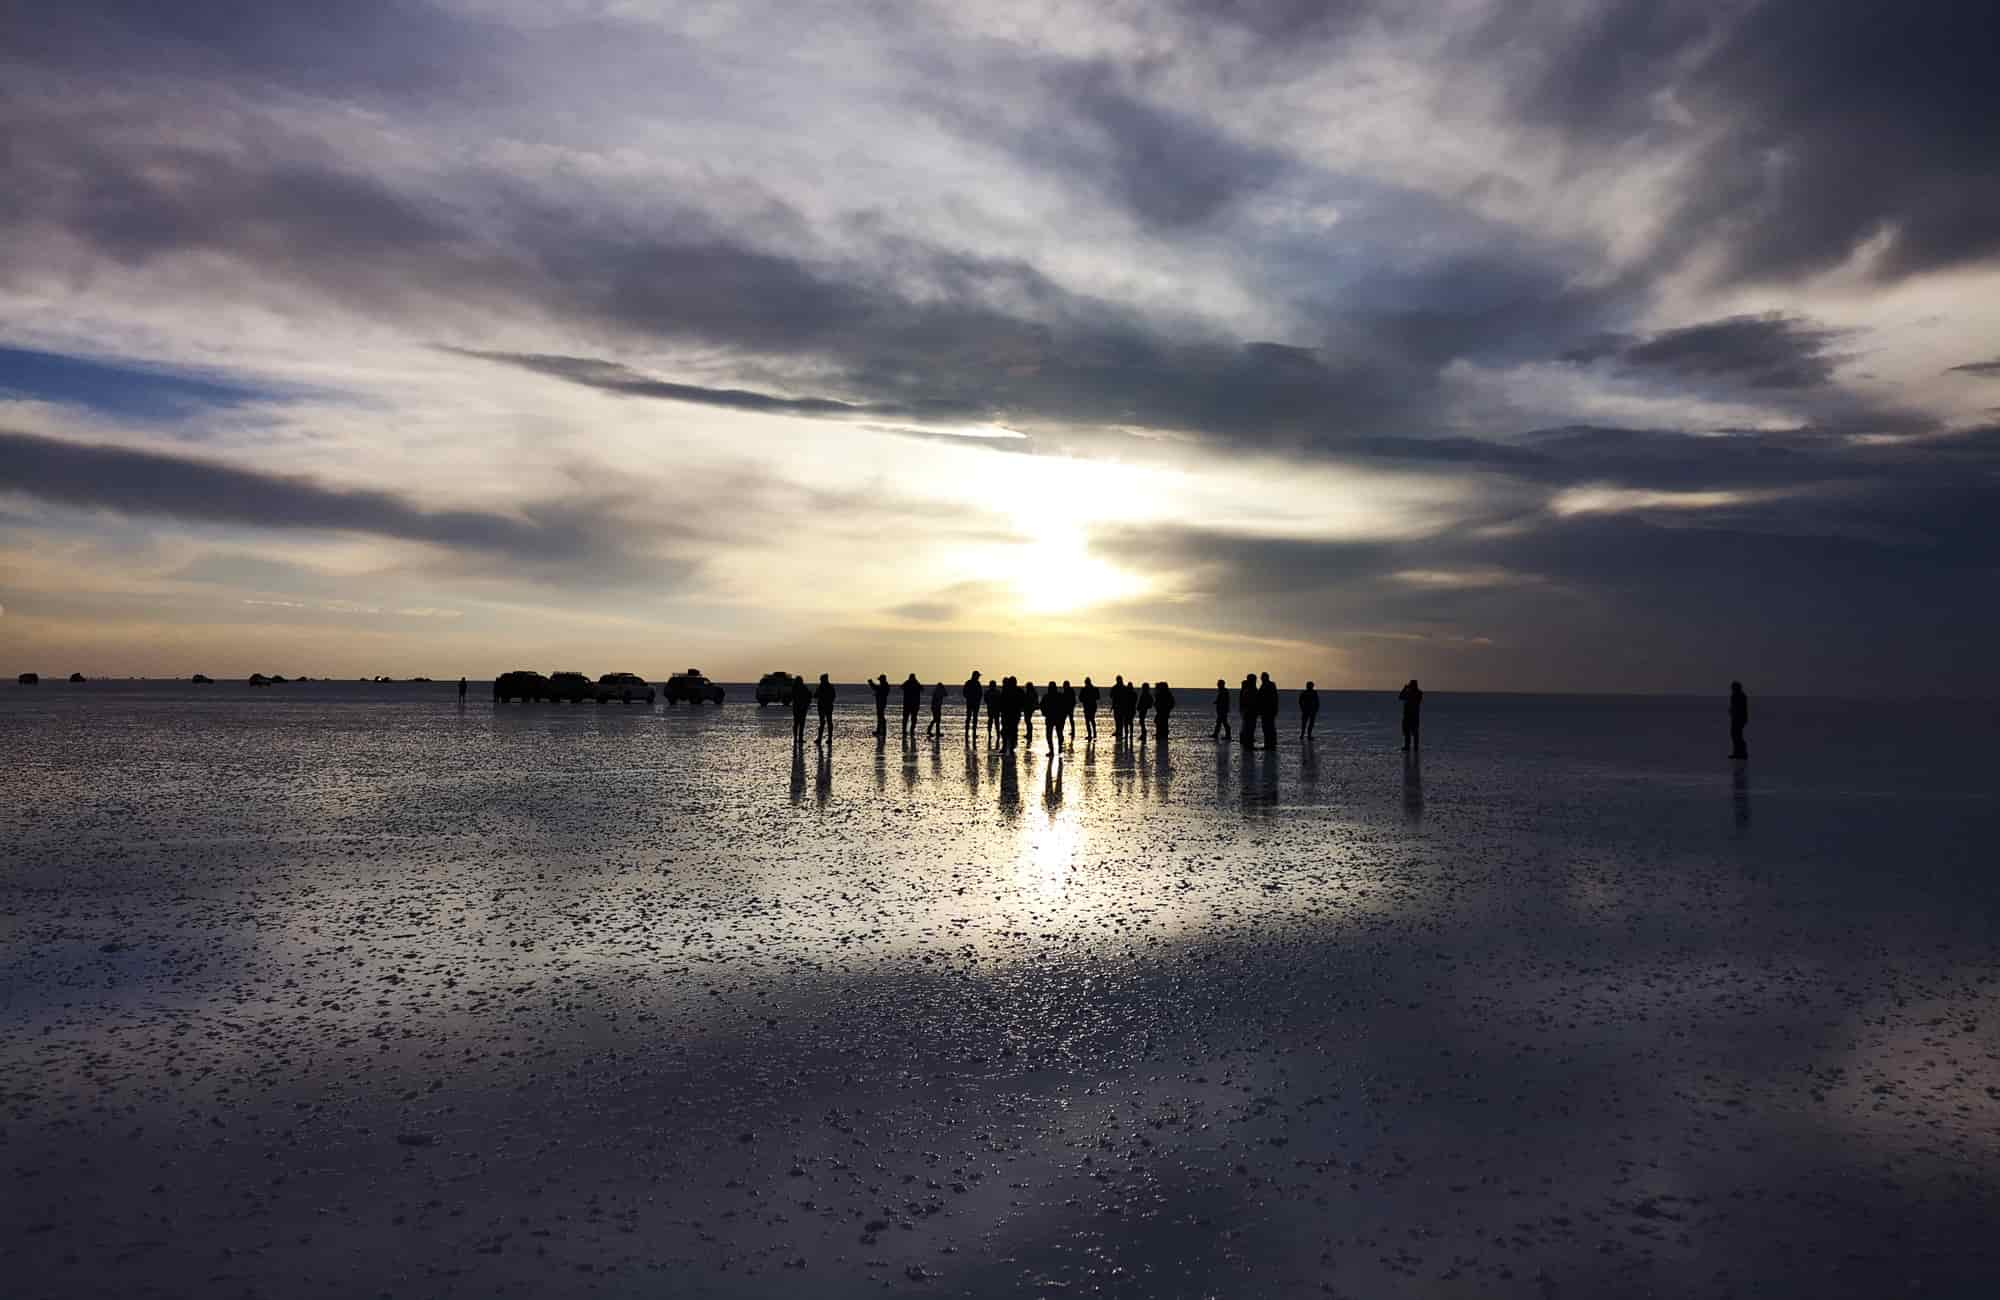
xmin=4 ymin=682 xmax=1998 ymax=1298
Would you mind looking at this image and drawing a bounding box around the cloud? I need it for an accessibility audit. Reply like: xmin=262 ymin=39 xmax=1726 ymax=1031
xmin=1562 ymin=314 xmax=1843 ymax=390
xmin=1947 ymin=358 xmax=2000 ymax=378
xmin=0 ymin=427 xmax=701 ymax=572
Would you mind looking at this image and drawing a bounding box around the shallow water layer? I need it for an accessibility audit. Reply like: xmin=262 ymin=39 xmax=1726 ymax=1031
xmin=3 ymin=683 xmax=1998 ymax=1298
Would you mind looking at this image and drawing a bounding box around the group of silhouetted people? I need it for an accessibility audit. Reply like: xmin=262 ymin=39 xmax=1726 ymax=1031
xmin=776 ymin=671 xmax=1750 ymax=764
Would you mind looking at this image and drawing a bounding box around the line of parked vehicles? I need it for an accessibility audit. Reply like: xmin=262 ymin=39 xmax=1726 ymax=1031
xmin=492 ymin=668 xmax=725 ymax=704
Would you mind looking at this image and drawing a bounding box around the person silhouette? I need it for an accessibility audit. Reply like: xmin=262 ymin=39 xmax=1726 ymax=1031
xmin=789 ymin=673 xmax=811 ymax=745
xmin=871 ymin=674 xmax=890 ymax=738
xmin=1258 ymin=672 xmax=1278 ymax=750
xmin=985 ymin=680 xmax=1001 ymax=743
xmin=458 ymin=676 xmax=467 ymax=703
xmin=1299 ymin=681 xmax=1319 ymax=739
xmin=1212 ymin=678 xmax=1230 ymax=741
xmin=1239 ymin=673 xmax=1257 ymax=748
xmin=901 ymin=672 xmax=922 ymax=741
xmin=963 ymin=670 xmax=983 ymax=740
xmin=1729 ymin=681 xmax=1749 ymax=759
xmin=928 ymin=680 xmax=945 ymax=738
xmin=1137 ymin=683 xmax=1153 ymax=739
xmin=1398 ymin=678 xmax=1423 ymax=752
xmin=1000 ymin=676 xmax=1023 ymax=751
xmin=1060 ymin=680 xmax=1077 ymax=747
xmin=1079 ymin=677 xmax=1100 ymax=742
xmin=1045 ymin=684 xmax=1063 ymax=754
xmin=814 ymin=673 xmax=836 ymax=746
xmin=1154 ymin=680 xmax=1175 ymax=741
xmin=1111 ymin=675 xmax=1129 ymax=743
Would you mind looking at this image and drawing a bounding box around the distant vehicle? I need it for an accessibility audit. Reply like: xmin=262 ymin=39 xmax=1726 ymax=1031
xmin=664 ymin=669 xmax=725 ymax=704
xmin=595 ymin=672 xmax=656 ymax=704
xmin=249 ymin=673 xmax=271 ymax=687
xmin=69 ymin=672 xmax=86 ymax=683
xmin=493 ymin=669 xmax=549 ymax=702
xmin=755 ymin=672 xmax=798 ymax=705
xmin=545 ymin=671 xmax=595 ymax=703
xmin=17 ymin=672 xmax=37 ymax=686
xmin=191 ymin=674 xmax=214 ymax=685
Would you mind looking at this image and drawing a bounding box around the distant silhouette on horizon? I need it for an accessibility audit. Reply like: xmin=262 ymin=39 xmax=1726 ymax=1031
xmin=458 ymin=676 xmax=467 ymax=702
xmin=1300 ymin=681 xmax=1319 ymax=739
xmin=1399 ymin=679 xmax=1423 ymax=752
xmin=815 ymin=673 xmax=836 ymax=746
xmin=790 ymin=673 xmax=811 ymax=745
xmin=1730 ymin=681 xmax=1749 ymax=759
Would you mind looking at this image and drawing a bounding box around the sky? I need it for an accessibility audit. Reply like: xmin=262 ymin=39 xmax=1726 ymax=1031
xmin=2 ymin=0 xmax=1997 ymax=693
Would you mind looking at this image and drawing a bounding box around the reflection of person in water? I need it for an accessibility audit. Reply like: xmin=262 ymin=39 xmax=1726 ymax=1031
xmin=1258 ymin=672 xmax=1279 ymax=750
xmin=901 ymin=672 xmax=922 ymax=741
xmin=1299 ymin=681 xmax=1319 ymax=739
xmin=1239 ymin=673 xmax=1257 ymax=748
xmin=1154 ymin=680 xmax=1175 ymax=741
xmin=1213 ymin=678 xmax=1231 ymax=741
xmin=814 ymin=673 xmax=836 ymax=746
xmin=1398 ymin=678 xmax=1423 ymax=752
xmin=928 ymin=680 xmax=945 ymax=738
xmin=790 ymin=674 xmax=811 ymax=745
xmin=1079 ymin=677 xmax=1100 ymax=742
xmin=871 ymin=674 xmax=890 ymax=737
xmin=1729 ymin=681 xmax=1749 ymax=759
xmin=963 ymin=671 xmax=983 ymax=740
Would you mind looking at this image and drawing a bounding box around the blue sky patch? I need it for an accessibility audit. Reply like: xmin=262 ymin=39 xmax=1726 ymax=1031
xmin=0 ymin=346 xmax=280 ymax=422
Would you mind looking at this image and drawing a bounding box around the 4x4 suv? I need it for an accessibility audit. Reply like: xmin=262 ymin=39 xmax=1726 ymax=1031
xmin=595 ymin=672 xmax=656 ymax=704
xmin=664 ymin=669 xmax=725 ymax=704
xmin=544 ymin=670 xmax=596 ymax=703
xmin=493 ymin=670 xmax=548 ymax=702
xmin=755 ymin=671 xmax=799 ymax=705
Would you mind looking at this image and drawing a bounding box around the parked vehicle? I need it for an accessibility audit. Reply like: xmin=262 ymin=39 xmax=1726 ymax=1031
xmin=69 ymin=672 xmax=86 ymax=683
xmin=191 ymin=674 xmax=214 ymax=684
xmin=493 ymin=669 xmax=549 ymax=702
xmin=545 ymin=671 xmax=595 ymax=703
xmin=248 ymin=673 xmax=271 ymax=687
xmin=664 ymin=669 xmax=725 ymax=704
xmin=596 ymin=672 xmax=656 ymax=704
xmin=755 ymin=671 xmax=798 ymax=705
xmin=17 ymin=672 xmax=38 ymax=685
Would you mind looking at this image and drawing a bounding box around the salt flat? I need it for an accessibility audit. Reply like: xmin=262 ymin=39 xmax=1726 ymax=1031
xmin=4 ymin=683 xmax=1997 ymax=1298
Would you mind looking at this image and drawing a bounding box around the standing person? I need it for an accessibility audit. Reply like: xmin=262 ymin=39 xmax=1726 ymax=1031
xmin=1111 ymin=676 xmax=1130 ymax=742
xmin=1212 ymin=678 xmax=1231 ymax=741
xmin=1154 ymin=680 xmax=1175 ymax=741
xmin=1079 ymin=677 xmax=1100 ymax=742
xmin=1044 ymin=685 xmax=1064 ymax=754
xmin=1000 ymin=677 xmax=1022 ymax=751
xmin=870 ymin=674 xmax=891 ymax=738
xmin=1729 ymin=681 xmax=1749 ymax=759
xmin=1398 ymin=678 xmax=1423 ymax=752
xmin=790 ymin=674 xmax=811 ymax=746
xmin=1137 ymin=683 xmax=1154 ymax=738
xmin=1060 ymin=681 xmax=1077 ymax=747
xmin=901 ymin=672 xmax=923 ymax=741
xmin=1239 ymin=674 xmax=1258 ymax=748
xmin=985 ymin=680 xmax=1002 ymax=743
xmin=929 ymin=680 xmax=946 ymax=739
xmin=963 ymin=670 xmax=983 ymax=740
xmin=1299 ymin=681 xmax=1320 ymax=739
xmin=1258 ymin=672 xmax=1279 ymax=750
xmin=1021 ymin=681 xmax=1040 ymax=750
xmin=458 ymin=676 xmax=467 ymax=703
xmin=814 ymin=673 xmax=837 ymax=746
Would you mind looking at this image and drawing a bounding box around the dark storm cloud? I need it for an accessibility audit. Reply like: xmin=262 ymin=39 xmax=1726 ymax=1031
xmin=1500 ymin=0 xmax=2000 ymax=283
xmin=448 ymin=350 xmax=884 ymax=417
xmin=1947 ymin=359 xmax=2000 ymax=379
xmin=0 ymin=428 xmax=698 ymax=570
xmin=1562 ymin=314 xmax=1843 ymax=390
